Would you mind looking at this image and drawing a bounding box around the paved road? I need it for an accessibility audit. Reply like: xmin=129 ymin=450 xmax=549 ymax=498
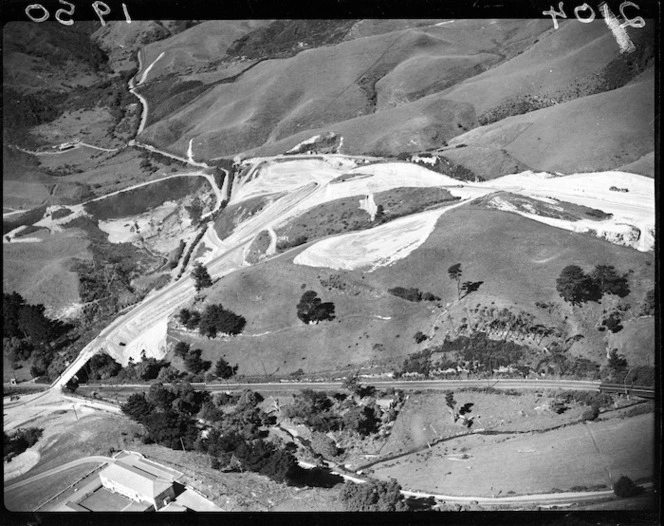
xmin=4 ymin=456 xmax=112 ymax=491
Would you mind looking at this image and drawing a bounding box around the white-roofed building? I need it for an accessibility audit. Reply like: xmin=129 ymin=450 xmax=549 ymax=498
xmin=98 ymin=453 xmax=182 ymax=510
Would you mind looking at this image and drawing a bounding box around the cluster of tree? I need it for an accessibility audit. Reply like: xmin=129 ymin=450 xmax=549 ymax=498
xmin=112 ymin=352 xmax=172 ymax=382
xmin=603 ymin=349 xmax=629 ymax=383
xmin=399 ymin=333 xmax=527 ymax=377
xmin=226 ymin=20 xmax=356 ymax=61
xmin=296 ymin=291 xmax=335 ymax=324
xmin=282 ymin=389 xmax=381 ymax=437
xmin=4 ymin=427 xmax=43 ymax=461
xmin=556 ymin=265 xmax=630 ymax=305
xmin=173 ymin=341 xmax=220 ymax=375
xmin=168 ymin=240 xmax=186 ymax=270
xmin=192 ymin=389 xmax=310 ymax=484
xmin=276 ymin=235 xmax=308 ymax=252
xmin=3 ymin=292 xmax=72 ymax=379
xmin=414 ymin=331 xmax=428 ymax=344
xmin=340 ymin=479 xmax=408 ymax=511
xmin=397 ymin=152 xmax=482 ymax=183
xmin=3 ymin=87 xmax=67 ymax=147
xmin=448 ymin=263 xmax=483 ymax=301
xmin=121 ymin=382 xmax=210 ymax=449
xmin=177 ymin=303 xmax=247 ymax=338
xmin=85 ymin=352 xmax=122 ymax=381
xmin=388 ymin=287 xmax=439 ymax=303
xmin=176 ymin=227 xmax=207 ymax=281
xmin=4 ymin=292 xmax=57 ymax=347
xmin=185 ymin=198 xmax=204 ymax=225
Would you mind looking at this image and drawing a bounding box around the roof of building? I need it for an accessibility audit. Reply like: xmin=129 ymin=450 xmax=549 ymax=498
xmin=116 ymin=454 xmax=182 ymax=481
xmin=173 ymin=488 xmax=223 ymax=512
xmin=100 ymin=462 xmax=173 ymax=500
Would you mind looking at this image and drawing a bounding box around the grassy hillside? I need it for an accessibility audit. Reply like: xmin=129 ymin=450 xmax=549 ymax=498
xmin=138 ymin=21 xmax=269 ymax=81
xmin=169 ymin=206 xmax=653 ymax=378
xmin=443 ymin=72 xmax=654 ymax=176
xmin=2 ymin=229 xmax=91 ymax=317
xmin=140 ymin=20 xmax=549 ymax=158
xmin=83 ymin=176 xmax=207 ymax=220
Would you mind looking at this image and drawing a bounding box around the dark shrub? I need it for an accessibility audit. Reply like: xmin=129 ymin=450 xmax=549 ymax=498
xmin=613 ymin=476 xmax=642 ymax=498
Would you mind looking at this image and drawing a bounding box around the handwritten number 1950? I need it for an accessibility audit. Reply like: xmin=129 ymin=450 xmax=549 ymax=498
xmin=25 ymin=0 xmax=132 ymax=26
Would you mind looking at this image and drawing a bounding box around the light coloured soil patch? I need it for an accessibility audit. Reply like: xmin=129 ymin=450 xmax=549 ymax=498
xmin=369 ymin=413 xmax=654 ymax=497
xmin=294 ymin=208 xmax=448 ymax=272
xmin=2 ymin=229 xmax=91 ymax=316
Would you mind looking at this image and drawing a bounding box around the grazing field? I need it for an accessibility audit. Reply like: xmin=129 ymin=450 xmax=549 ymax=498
xmin=368 ymin=412 xmax=654 ymax=497
xmin=2 ymin=229 xmax=91 ymax=317
xmin=142 ymin=20 xmax=548 ymax=159
xmin=275 ymin=187 xmax=458 ymax=249
xmin=377 ymin=391 xmax=588 ymax=458
xmin=84 ymin=176 xmax=208 ymax=220
xmin=174 ymin=204 xmax=653 ymax=378
xmin=446 ymin=73 xmax=654 ymax=177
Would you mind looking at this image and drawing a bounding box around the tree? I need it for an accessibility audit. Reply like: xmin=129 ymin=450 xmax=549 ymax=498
xmin=215 ymin=357 xmax=238 ymax=379
xmin=18 ymin=304 xmax=53 ymax=347
xmin=121 ymin=393 xmax=155 ymax=423
xmin=184 ymin=348 xmax=209 ymax=374
xmin=3 ymin=292 xmax=26 ymax=338
xmin=191 ymin=263 xmax=213 ymax=292
xmin=461 ymin=280 xmax=483 ymax=298
xmin=556 ymin=265 xmax=597 ymax=304
xmin=448 ymin=263 xmax=462 ymax=300
xmin=186 ymin=197 xmax=203 ymax=225
xmin=173 ymin=341 xmax=190 ymax=359
xmin=342 ymin=405 xmax=380 ymax=436
xmin=613 ymin=475 xmax=642 ymax=498
xmin=177 ymin=309 xmax=193 ymax=327
xmin=640 ymin=288 xmax=655 ymax=316
xmin=591 ymin=265 xmax=629 ymax=297
xmin=340 ymin=479 xmax=408 ymax=511
xmin=156 ymin=365 xmax=183 ymax=383
xmin=198 ymin=304 xmax=246 ymax=338
xmin=88 ymin=353 xmax=121 ymax=380
xmin=148 ymin=383 xmax=178 ymax=411
xmin=414 ymin=331 xmax=428 ymax=344
xmin=296 ymin=291 xmax=335 ymax=324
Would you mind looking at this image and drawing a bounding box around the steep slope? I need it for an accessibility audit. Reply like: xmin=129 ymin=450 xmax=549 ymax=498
xmin=442 ymin=72 xmax=654 ymax=176
xmin=139 ymin=20 xmax=549 ymax=158
xmin=137 ymin=20 xmax=271 ymax=82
